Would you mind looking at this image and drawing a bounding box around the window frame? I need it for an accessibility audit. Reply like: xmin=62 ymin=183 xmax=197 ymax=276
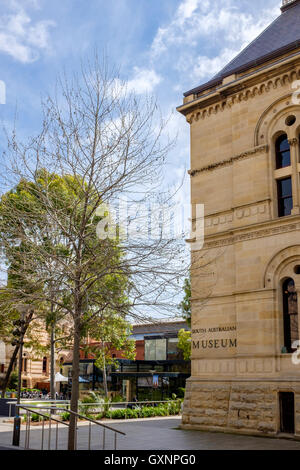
xmin=277 ymin=177 xmax=293 ymax=217
xmin=275 ymin=134 xmax=291 ymax=169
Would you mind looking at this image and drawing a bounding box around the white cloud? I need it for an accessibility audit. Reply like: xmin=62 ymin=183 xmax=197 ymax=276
xmin=126 ymin=67 xmax=162 ymax=94
xmin=193 ymin=48 xmax=239 ymax=80
xmin=0 ymin=1 xmax=55 ymax=63
xmin=150 ymin=0 xmax=280 ymax=85
xmin=151 ymin=0 xmax=279 ymax=58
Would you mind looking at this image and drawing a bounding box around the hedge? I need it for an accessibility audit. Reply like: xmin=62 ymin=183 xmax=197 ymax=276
xmin=99 ymin=400 xmax=182 ymax=420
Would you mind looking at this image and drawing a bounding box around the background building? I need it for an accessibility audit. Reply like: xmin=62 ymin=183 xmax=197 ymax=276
xmin=178 ymin=0 xmax=300 ymax=437
xmin=0 ymin=337 xmax=52 ymax=392
xmin=62 ymin=318 xmax=190 ymax=401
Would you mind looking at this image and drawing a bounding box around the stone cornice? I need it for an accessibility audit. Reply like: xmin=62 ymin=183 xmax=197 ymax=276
xmin=180 ymin=53 xmax=300 ymax=123
xmin=203 ymin=222 xmax=300 ymax=249
xmin=188 ymin=145 xmax=268 ymax=176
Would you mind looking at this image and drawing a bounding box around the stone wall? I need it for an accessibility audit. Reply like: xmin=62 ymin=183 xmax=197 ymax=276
xmin=182 ymin=379 xmax=300 ymax=436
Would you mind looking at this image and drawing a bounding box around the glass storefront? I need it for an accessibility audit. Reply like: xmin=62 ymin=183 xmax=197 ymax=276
xmin=144 ymin=338 xmax=167 ymax=360
xmin=62 ymin=358 xmax=190 ymax=401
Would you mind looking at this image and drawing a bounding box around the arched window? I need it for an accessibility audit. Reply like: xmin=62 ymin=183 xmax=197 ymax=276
xmin=276 ymin=134 xmax=291 ymax=169
xmin=42 ymin=356 xmax=47 ymax=374
xmin=283 ymin=278 xmax=299 ymax=352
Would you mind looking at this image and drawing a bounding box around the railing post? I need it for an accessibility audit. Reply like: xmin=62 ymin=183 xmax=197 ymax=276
xmin=12 ymin=411 xmax=21 ymax=447
xmin=102 ymin=428 xmax=106 ymax=450
xmin=41 ymin=418 xmax=45 ymax=450
xmin=48 ymin=413 xmax=52 ymax=450
xmin=56 ymin=422 xmax=58 ymax=450
xmin=25 ymin=410 xmax=31 ymax=449
xmin=75 ymin=415 xmax=78 ymax=450
xmin=88 ymin=422 xmax=91 ymax=450
xmin=24 ymin=411 xmax=28 ymax=449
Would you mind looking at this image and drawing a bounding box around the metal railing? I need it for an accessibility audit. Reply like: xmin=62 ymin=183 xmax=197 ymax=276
xmin=15 ymin=405 xmax=126 ymax=450
xmin=7 ymin=400 xmax=70 ymax=417
xmin=20 ymin=406 xmax=69 ymax=450
xmin=8 ymin=399 xmax=172 ymax=417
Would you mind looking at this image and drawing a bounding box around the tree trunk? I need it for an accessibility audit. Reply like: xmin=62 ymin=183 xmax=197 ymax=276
xmin=102 ymin=343 xmax=108 ymax=398
xmin=1 ymin=311 xmax=34 ymax=398
xmin=50 ymin=320 xmax=56 ymax=400
xmin=1 ymin=345 xmax=19 ymax=398
xmin=67 ymin=314 xmax=81 ymax=451
xmin=16 ymin=339 xmax=23 ymax=404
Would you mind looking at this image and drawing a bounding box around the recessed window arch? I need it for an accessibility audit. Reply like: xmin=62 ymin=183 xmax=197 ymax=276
xmin=276 ymin=134 xmax=291 ymax=169
xmin=282 ymin=278 xmax=299 ymax=353
xmin=42 ymin=356 xmax=47 ymax=374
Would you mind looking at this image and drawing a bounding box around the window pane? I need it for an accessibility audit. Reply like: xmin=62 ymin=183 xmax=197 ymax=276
xmin=280 ymin=178 xmax=292 ymax=197
xmin=276 ymin=135 xmax=291 ymax=168
xmin=279 ymin=138 xmax=289 ymax=152
xmin=155 ymin=339 xmax=167 ymax=360
xmin=167 ymin=338 xmax=180 ymax=360
xmin=281 ymin=150 xmax=291 ymax=168
xmin=145 ymin=339 xmax=156 ymax=360
xmin=283 ymin=197 xmax=293 ymax=216
xmin=278 ymin=178 xmax=293 ymax=217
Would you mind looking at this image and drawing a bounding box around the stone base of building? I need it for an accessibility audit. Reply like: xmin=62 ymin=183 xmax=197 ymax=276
xmin=181 ymin=377 xmax=300 ymax=438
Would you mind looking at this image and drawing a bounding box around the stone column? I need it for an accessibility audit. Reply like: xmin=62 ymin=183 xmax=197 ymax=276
xmin=289 ymin=138 xmax=300 ymax=215
xmin=295 ymin=279 xmax=300 ymax=347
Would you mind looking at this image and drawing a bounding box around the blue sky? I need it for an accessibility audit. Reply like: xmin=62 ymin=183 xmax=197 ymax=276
xmin=0 ymin=0 xmax=282 ymax=200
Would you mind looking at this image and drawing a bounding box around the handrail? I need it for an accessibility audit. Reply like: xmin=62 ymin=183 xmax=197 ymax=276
xmin=8 ymin=399 xmax=177 ymax=417
xmin=19 ymin=405 xmax=126 ymax=436
xmin=60 ymin=408 xmax=126 ymax=435
xmin=8 ymin=399 xmax=177 ymax=418
xmin=8 ymin=399 xmax=174 ymax=406
xmin=15 ymin=404 xmax=126 ymax=450
xmin=16 ymin=404 xmax=70 ymax=450
xmin=17 ymin=405 xmax=69 ymax=427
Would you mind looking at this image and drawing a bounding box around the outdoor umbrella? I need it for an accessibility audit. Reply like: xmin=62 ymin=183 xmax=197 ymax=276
xmin=54 ymin=372 xmax=68 ymax=383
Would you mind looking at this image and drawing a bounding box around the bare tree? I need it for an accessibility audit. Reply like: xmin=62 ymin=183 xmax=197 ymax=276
xmin=0 ymin=54 xmax=189 ymax=449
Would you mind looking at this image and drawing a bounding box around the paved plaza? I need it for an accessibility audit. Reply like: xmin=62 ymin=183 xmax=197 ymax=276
xmin=1 ymin=417 xmax=300 ymax=450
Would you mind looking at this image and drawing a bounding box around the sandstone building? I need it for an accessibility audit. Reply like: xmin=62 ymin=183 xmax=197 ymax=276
xmin=178 ymin=0 xmax=300 ymax=437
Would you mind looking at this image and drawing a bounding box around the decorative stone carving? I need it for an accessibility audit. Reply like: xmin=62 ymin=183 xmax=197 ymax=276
xmin=288 ymin=138 xmax=299 ymax=146
xmin=188 ymin=145 xmax=269 ymax=176
xmin=187 ymin=65 xmax=300 ymax=124
xmin=204 ymin=223 xmax=300 ymax=249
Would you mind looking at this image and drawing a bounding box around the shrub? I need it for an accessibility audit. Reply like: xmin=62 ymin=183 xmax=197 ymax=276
xmin=103 ymin=399 xmax=182 ymax=420
xmin=60 ymin=412 xmax=70 ymax=422
xmin=111 ymin=394 xmax=125 ymax=403
xmin=140 ymin=406 xmax=156 ymax=418
xmin=80 ymin=394 xmax=112 ymax=418
xmin=31 ymin=413 xmax=40 ymax=422
xmin=8 ymin=372 xmax=18 ymax=390
xmin=125 ymin=408 xmax=139 ymax=419
xmin=105 ymin=409 xmax=126 ymax=420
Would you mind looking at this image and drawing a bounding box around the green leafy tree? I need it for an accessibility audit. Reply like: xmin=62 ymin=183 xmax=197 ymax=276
xmin=2 ymin=55 xmax=188 ymax=450
xmin=0 ymin=172 xmax=128 ymax=399
xmin=179 ymin=277 xmax=191 ymax=327
xmin=177 ymin=328 xmax=191 ymax=361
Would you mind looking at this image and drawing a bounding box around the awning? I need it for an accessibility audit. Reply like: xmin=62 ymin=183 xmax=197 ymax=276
xmin=79 ymin=376 xmax=90 ymax=383
xmin=55 ymin=372 xmax=68 ymax=383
